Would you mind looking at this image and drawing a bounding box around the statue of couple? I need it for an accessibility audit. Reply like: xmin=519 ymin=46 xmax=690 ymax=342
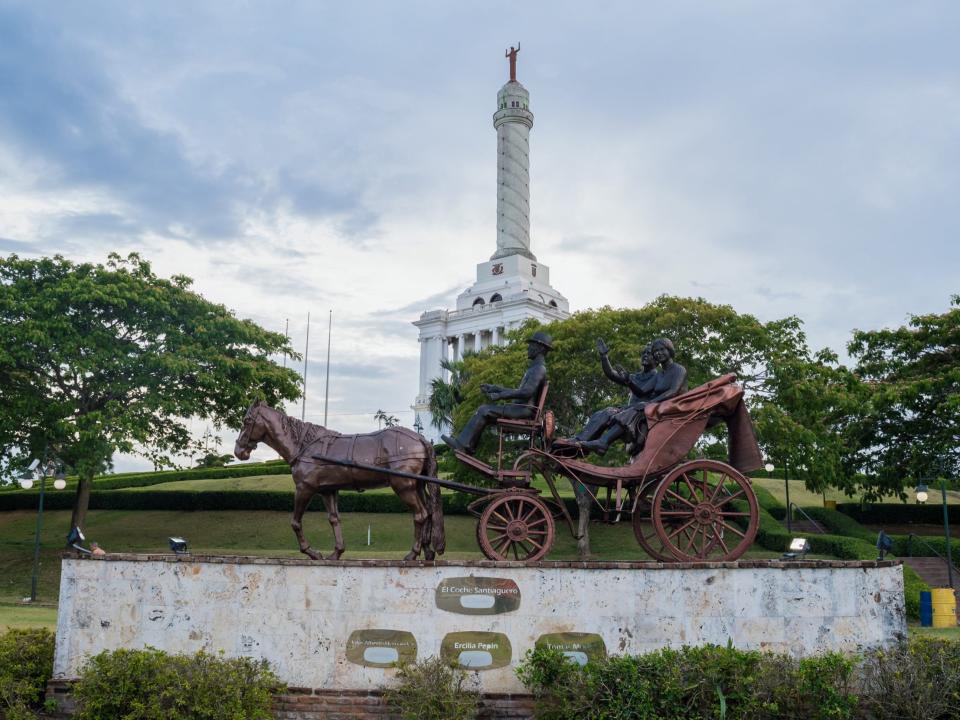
xmin=558 ymin=337 xmax=687 ymax=456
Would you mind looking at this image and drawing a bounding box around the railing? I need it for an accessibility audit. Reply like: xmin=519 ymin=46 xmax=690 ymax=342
xmin=788 ymin=503 xmax=827 ymax=534
xmin=905 ymin=533 xmax=960 ymax=571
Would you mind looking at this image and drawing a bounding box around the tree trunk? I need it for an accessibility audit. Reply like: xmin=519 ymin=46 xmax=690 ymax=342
xmin=69 ymin=472 xmax=93 ymax=540
xmin=574 ymin=481 xmax=592 ymax=559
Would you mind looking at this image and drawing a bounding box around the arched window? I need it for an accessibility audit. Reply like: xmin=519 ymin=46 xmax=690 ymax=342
xmin=549 ymin=300 xmax=558 ymax=308
xmin=472 ymin=297 xmax=485 ymax=307
xmin=490 ymin=293 xmax=502 ymax=303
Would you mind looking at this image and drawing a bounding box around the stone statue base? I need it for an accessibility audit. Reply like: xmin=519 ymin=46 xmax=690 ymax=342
xmin=53 ymin=555 xmax=905 ymax=694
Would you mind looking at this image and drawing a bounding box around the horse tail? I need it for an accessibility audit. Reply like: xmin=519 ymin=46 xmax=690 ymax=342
xmin=424 ymin=442 xmax=445 ymax=555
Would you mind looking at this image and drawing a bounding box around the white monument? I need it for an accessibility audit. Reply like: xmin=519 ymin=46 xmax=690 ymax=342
xmin=413 ymin=46 xmax=570 ymax=441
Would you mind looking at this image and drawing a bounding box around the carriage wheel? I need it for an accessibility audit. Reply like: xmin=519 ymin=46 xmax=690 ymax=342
xmin=651 ymin=460 xmax=759 ymax=561
xmin=478 ymin=492 xmax=555 ymax=562
xmin=631 ymin=498 xmax=675 ymax=561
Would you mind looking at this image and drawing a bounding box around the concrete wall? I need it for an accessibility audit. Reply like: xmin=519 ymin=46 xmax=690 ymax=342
xmin=53 ymin=556 xmax=906 ymax=694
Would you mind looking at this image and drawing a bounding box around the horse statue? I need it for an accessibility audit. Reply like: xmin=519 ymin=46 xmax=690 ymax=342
xmin=233 ymin=401 xmax=445 ymax=561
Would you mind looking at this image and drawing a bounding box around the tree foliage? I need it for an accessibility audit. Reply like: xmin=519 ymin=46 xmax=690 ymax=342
xmin=0 ymin=253 xmax=301 ymax=530
xmin=846 ymin=295 xmax=960 ymax=497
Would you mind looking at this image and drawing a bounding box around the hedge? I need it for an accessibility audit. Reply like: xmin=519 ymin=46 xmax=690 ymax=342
xmin=516 ymin=638 xmax=960 ymax=720
xmin=838 ymin=502 xmax=959 ymax=525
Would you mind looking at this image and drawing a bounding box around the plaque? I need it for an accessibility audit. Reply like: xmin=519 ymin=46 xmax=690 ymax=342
xmin=435 ymin=576 xmax=521 ymax=615
xmin=440 ymin=631 xmax=512 ymax=670
xmin=535 ymin=632 xmax=606 ymax=666
xmin=345 ymin=629 xmax=417 ymax=668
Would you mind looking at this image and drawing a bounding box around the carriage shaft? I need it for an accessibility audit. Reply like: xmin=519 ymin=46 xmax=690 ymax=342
xmin=310 ymin=454 xmax=493 ymax=497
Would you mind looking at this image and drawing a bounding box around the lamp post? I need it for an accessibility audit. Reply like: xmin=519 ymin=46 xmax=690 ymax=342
xmin=940 ymin=478 xmax=954 ymax=590
xmin=19 ymin=453 xmax=66 ymax=603
xmin=783 ymin=459 xmax=791 ymax=533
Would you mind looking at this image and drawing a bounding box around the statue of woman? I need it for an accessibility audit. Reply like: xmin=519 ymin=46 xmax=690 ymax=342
xmin=573 ymin=337 xmax=687 ymax=456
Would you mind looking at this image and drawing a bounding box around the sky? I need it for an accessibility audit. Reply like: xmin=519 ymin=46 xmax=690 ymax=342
xmin=1 ymin=1 xmax=957 ymax=470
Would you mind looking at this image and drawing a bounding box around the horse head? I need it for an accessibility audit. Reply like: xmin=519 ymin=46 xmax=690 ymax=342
xmin=234 ymin=400 xmax=267 ymax=460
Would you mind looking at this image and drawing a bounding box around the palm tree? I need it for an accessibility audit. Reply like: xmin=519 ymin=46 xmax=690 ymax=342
xmin=374 ymin=409 xmax=389 ymax=429
xmin=428 ymin=354 xmax=473 ymax=431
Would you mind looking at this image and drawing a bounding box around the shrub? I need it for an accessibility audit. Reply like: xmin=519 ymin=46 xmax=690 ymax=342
xmin=0 ymin=627 xmax=55 ymax=720
xmin=72 ymin=647 xmax=282 ymax=720
xmin=859 ymin=638 xmax=960 ymax=719
xmin=516 ymin=644 xmax=859 ymax=720
xmin=838 ymin=502 xmax=959 ymax=526
xmin=382 ymin=656 xmax=480 ymax=720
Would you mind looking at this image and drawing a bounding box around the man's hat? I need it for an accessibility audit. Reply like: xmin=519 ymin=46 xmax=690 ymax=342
xmin=528 ymin=331 xmax=553 ymax=351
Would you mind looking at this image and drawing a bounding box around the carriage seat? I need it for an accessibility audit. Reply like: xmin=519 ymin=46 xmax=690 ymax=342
xmin=496 ymin=381 xmax=549 ymax=434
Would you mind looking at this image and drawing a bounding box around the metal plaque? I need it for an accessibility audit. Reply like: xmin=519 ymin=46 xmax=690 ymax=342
xmin=345 ymin=629 xmax=417 ymax=668
xmin=440 ymin=631 xmax=512 ymax=671
xmin=435 ymin=576 xmax=521 ymax=615
xmin=535 ymin=632 xmax=606 ymax=666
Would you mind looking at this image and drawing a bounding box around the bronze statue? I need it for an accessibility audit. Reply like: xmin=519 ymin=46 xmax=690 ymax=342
xmin=575 ymin=337 xmax=688 ymax=455
xmin=441 ymin=331 xmax=552 ymax=455
xmin=234 ymin=401 xmax=444 ymax=561
xmin=505 ymin=43 xmax=520 ymax=82
xmin=560 ymin=340 xmax=657 ymax=450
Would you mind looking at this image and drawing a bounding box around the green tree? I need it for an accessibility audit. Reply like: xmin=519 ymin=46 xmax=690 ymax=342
xmin=0 ymin=253 xmax=301 ymax=532
xmin=428 ymin=355 xmax=473 ymax=431
xmin=846 ymin=295 xmax=960 ymax=498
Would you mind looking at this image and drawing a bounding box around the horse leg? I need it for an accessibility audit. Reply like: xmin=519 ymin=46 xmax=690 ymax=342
xmin=392 ymin=478 xmax=428 ymax=561
xmin=292 ymin=485 xmax=322 ymax=561
xmin=318 ymin=491 xmax=346 ymax=560
xmin=418 ymin=480 xmax=436 ymax=561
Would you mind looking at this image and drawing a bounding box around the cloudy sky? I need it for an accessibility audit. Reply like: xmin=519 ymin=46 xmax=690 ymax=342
xmin=1 ymin=2 xmax=957 ymax=469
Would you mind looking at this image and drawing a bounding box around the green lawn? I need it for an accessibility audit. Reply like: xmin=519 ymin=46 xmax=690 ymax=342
xmin=751 ymin=477 xmax=960 ymax=508
xmin=0 ymin=602 xmax=57 ymax=630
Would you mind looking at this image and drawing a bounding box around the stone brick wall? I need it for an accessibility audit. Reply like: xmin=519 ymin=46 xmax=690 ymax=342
xmin=47 ymin=682 xmax=535 ymax=720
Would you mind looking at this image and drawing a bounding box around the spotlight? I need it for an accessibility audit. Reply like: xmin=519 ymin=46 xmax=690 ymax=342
xmin=168 ymin=537 xmax=189 ymax=555
xmin=876 ymin=530 xmax=894 ymax=560
xmin=781 ymin=537 xmax=811 ymax=560
xmin=66 ymin=526 xmax=91 ymax=555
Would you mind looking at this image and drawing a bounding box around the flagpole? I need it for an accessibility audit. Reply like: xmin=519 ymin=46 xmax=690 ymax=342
xmin=301 ymin=312 xmax=311 ymax=421
xmin=323 ymin=309 xmax=332 ymax=426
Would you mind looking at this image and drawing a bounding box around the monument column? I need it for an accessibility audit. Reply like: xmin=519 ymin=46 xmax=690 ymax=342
xmin=492 ymin=44 xmax=535 ymax=262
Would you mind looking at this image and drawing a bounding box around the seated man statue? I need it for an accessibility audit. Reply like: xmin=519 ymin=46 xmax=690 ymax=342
xmin=555 ymin=339 xmax=657 ymax=451
xmin=441 ymin=331 xmax=552 ymax=456
xmin=576 ymin=337 xmax=688 ymax=456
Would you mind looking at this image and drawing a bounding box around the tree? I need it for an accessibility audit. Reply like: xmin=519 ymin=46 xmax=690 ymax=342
xmin=428 ymin=356 xmax=473 ymax=432
xmin=0 ymin=253 xmax=301 ymax=532
xmin=374 ymin=409 xmax=399 ymax=429
xmin=846 ymin=295 xmax=960 ymax=498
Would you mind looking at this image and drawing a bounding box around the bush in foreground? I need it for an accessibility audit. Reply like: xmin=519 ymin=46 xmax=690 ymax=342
xmin=382 ymin=656 xmax=480 ymax=720
xmin=72 ymin=647 xmax=283 ymax=720
xmin=517 ymin=639 xmax=959 ymax=719
xmin=0 ymin=628 xmax=55 ymax=720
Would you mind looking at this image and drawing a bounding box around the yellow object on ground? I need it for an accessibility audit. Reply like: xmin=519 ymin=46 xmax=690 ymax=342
xmin=823 ymin=500 xmax=837 ymax=510
xmin=931 ymin=587 xmax=958 ymax=628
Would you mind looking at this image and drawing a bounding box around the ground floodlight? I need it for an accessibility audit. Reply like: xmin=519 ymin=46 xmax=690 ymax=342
xmin=876 ymin=530 xmax=894 ymax=560
xmin=915 ymin=484 xmax=928 ymax=504
xmin=764 ymin=463 xmax=775 ymax=473
xmin=169 ymin=537 xmax=189 ymax=555
xmin=781 ymin=537 xmax=811 ymax=560
xmin=67 ymin=526 xmax=91 ymax=555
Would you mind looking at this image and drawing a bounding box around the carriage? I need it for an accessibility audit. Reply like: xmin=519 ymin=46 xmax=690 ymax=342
xmin=314 ymin=373 xmax=764 ymax=563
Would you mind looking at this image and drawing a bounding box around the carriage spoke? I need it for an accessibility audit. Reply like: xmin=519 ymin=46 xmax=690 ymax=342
xmin=525 ymin=536 xmax=544 ymax=550
xmin=719 ymin=520 xmax=747 ymax=538
xmin=707 ymin=476 xmax=729 ymax=503
xmin=492 ymin=510 xmax=510 ymax=525
xmin=681 ymin=473 xmax=700 ymax=502
xmin=683 ymin=526 xmax=699 ymax=553
xmin=667 ymin=518 xmax=697 ymax=540
xmin=659 ymin=510 xmax=695 ymax=516
xmin=715 ymin=529 xmax=731 ymax=555
xmin=719 ymin=511 xmax=751 ymax=517
xmin=511 ymin=543 xmax=520 ymax=561
xmin=714 ymin=489 xmax=745 ymax=508
xmin=665 ymin=489 xmax=697 ymax=508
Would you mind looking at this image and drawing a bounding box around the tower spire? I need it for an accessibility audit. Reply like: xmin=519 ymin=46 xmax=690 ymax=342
xmin=492 ymin=46 xmax=535 ymax=261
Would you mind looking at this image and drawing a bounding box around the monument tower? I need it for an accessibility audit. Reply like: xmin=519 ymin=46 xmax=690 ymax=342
xmin=412 ymin=45 xmax=570 ymax=441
